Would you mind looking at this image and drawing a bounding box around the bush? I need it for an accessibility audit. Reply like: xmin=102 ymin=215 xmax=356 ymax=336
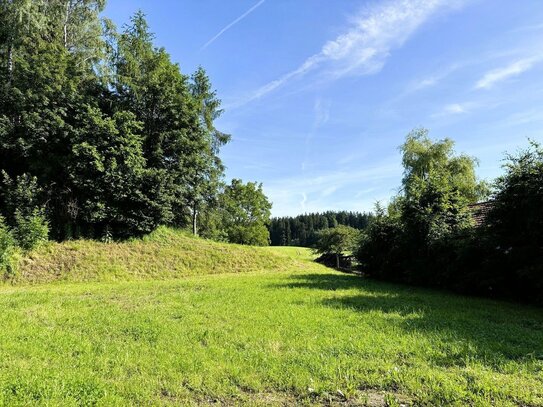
xmin=356 ymin=213 xmax=405 ymax=280
xmin=483 ymin=141 xmax=543 ymax=301
xmin=0 ymin=172 xmax=43 ymax=226
xmin=0 ymin=216 xmax=18 ymax=279
xmin=219 ymin=179 xmax=272 ymax=246
xmin=14 ymin=209 xmax=49 ymax=251
xmin=227 ymin=223 xmax=270 ymax=246
xmin=356 ymin=137 xmax=543 ymax=304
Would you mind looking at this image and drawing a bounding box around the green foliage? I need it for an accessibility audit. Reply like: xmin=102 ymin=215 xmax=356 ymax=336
xmin=313 ymin=225 xmax=360 ymax=268
xmin=356 ymin=207 xmax=404 ymax=280
xmin=0 ymin=216 xmax=18 ymax=279
xmin=401 ymin=128 xmax=488 ymax=202
xmin=0 ymin=3 xmax=231 ymax=240
xmin=490 ymin=140 xmax=543 ymax=247
xmin=399 ymin=128 xmax=485 ymax=245
xmin=184 ymin=66 xmax=230 ymax=235
xmin=480 ymin=141 xmax=543 ymax=299
xmin=0 ymin=172 xmax=43 ymax=226
xmin=219 ymin=179 xmax=272 ymax=246
xmin=358 ymin=133 xmax=543 ymax=303
xmin=13 ymin=209 xmax=49 ymax=251
xmin=357 ymin=129 xmax=487 ymax=287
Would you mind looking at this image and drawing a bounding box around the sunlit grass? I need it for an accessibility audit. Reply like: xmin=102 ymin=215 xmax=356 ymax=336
xmin=1 ymin=243 xmax=542 ymax=405
xmin=13 ymin=227 xmax=315 ymax=284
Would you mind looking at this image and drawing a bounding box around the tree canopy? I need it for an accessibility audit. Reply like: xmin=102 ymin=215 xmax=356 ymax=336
xmin=219 ymin=179 xmax=272 ymax=246
xmin=0 ymin=2 xmax=230 ymax=241
xmin=313 ymin=225 xmax=360 ymax=269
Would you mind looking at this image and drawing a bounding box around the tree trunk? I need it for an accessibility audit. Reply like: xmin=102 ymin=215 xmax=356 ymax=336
xmin=336 ymin=253 xmax=340 ymax=269
xmin=7 ymin=45 xmax=13 ymax=84
xmin=63 ymin=1 xmax=71 ymax=49
xmin=192 ymin=204 xmax=198 ymax=236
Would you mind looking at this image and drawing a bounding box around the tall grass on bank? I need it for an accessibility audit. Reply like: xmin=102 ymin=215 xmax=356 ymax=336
xmin=11 ymin=227 xmax=313 ymax=284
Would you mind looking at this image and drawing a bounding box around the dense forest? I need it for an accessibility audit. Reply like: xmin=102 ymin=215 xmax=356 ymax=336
xmin=0 ymin=0 xmax=271 ymax=248
xmin=269 ymin=211 xmax=372 ymax=247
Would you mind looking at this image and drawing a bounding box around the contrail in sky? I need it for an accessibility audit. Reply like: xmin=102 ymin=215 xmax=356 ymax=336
xmin=201 ymin=0 xmax=265 ymax=50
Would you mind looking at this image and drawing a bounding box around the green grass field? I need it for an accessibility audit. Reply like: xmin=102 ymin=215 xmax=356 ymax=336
xmin=1 ymin=231 xmax=542 ymax=406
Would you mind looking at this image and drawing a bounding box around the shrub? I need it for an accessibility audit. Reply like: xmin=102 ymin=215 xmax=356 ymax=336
xmin=0 ymin=216 xmax=18 ymax=279
xmin=0 ymin=172 xmax=43 ymax=225
xmin=356 ymin=212 xmax=405 ymax=280
xmin=219 ymin=179 xmax=272 ymax=246
xmin=14 ymin=209 xmax=49 ymax=251
xmin=483 ymin=141 xmax=543 ymax=301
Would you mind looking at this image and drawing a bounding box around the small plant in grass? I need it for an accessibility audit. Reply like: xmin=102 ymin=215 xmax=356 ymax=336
xmin=14 ymin=209 xmax=49 ymax=251
xmin=384 ymin=393 xmax=400 ymax=407
xmin=101 ymin=225 xmax=113 ymax=244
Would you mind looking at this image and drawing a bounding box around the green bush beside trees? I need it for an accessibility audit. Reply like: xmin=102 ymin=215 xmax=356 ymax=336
xmin=201 ymin=179 xmax=272 ymax=246
xmin=0 ymin=211 xmax=48 ymax=280
xmin=14 ymin=209 xmax=49 ymax=251
xmin=0 ymin=216 xmax=17 ymax=279
xmin=356 ymin=130 xmax=543 ymax=303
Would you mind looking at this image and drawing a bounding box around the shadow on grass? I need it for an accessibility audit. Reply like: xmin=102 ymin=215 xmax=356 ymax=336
xmin=278 ymin=272 xmax=543 ymax=367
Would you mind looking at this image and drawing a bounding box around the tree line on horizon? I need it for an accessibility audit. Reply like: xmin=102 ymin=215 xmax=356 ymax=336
xmin=0 ymin=0 xmax=272 ymax=271
xmin=269 ymin=211 xmax=372 ymax=247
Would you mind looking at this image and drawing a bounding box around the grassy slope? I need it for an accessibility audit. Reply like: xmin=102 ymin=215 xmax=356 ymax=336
xmin=14 ymin=227 xmax=314 ymax=284
xmin=1 ymin=230 xmax=542 ymax=406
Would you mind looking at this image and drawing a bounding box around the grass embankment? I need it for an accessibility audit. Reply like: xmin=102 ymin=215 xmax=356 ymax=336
xmin=0 ymin=230 xmax=542 ymax=406
xmin=13 ymin=227 xmax=313 ymax=284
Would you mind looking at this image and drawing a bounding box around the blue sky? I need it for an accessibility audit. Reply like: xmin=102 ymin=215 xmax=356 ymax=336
xmin=105 ymin=0 xmax=543 ymax=216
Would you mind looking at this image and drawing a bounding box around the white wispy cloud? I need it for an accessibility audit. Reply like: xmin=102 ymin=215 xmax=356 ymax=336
xmin=233 ymin=0 xmax=461 ymax=108
xmin=201 ymin=0 xmax=265 ymax=50
xmin=443 ymin=103 xmax=467 ymax=114
xmin=432 ymin=102 xmax=478 ymax=118
xmin=407 ymin=63 xmax=461 ymax=92
xmin=475 ymin=58 xmax=537 ymax=89
xmin=313 ymin=98 xmax=331 ymax=128
xmin=300 ymin=192 xmax=308 ymax=211
xmin=301 ymin=97 xmax=331 ymax=172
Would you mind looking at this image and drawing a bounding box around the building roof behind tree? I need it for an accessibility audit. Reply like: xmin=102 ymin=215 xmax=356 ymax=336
xmin=468 ymin=201 xmax=494 ymax=227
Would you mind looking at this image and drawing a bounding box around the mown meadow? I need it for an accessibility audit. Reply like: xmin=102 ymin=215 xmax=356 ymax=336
xmin=1 ymin=232 xmax=542 ymax=406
